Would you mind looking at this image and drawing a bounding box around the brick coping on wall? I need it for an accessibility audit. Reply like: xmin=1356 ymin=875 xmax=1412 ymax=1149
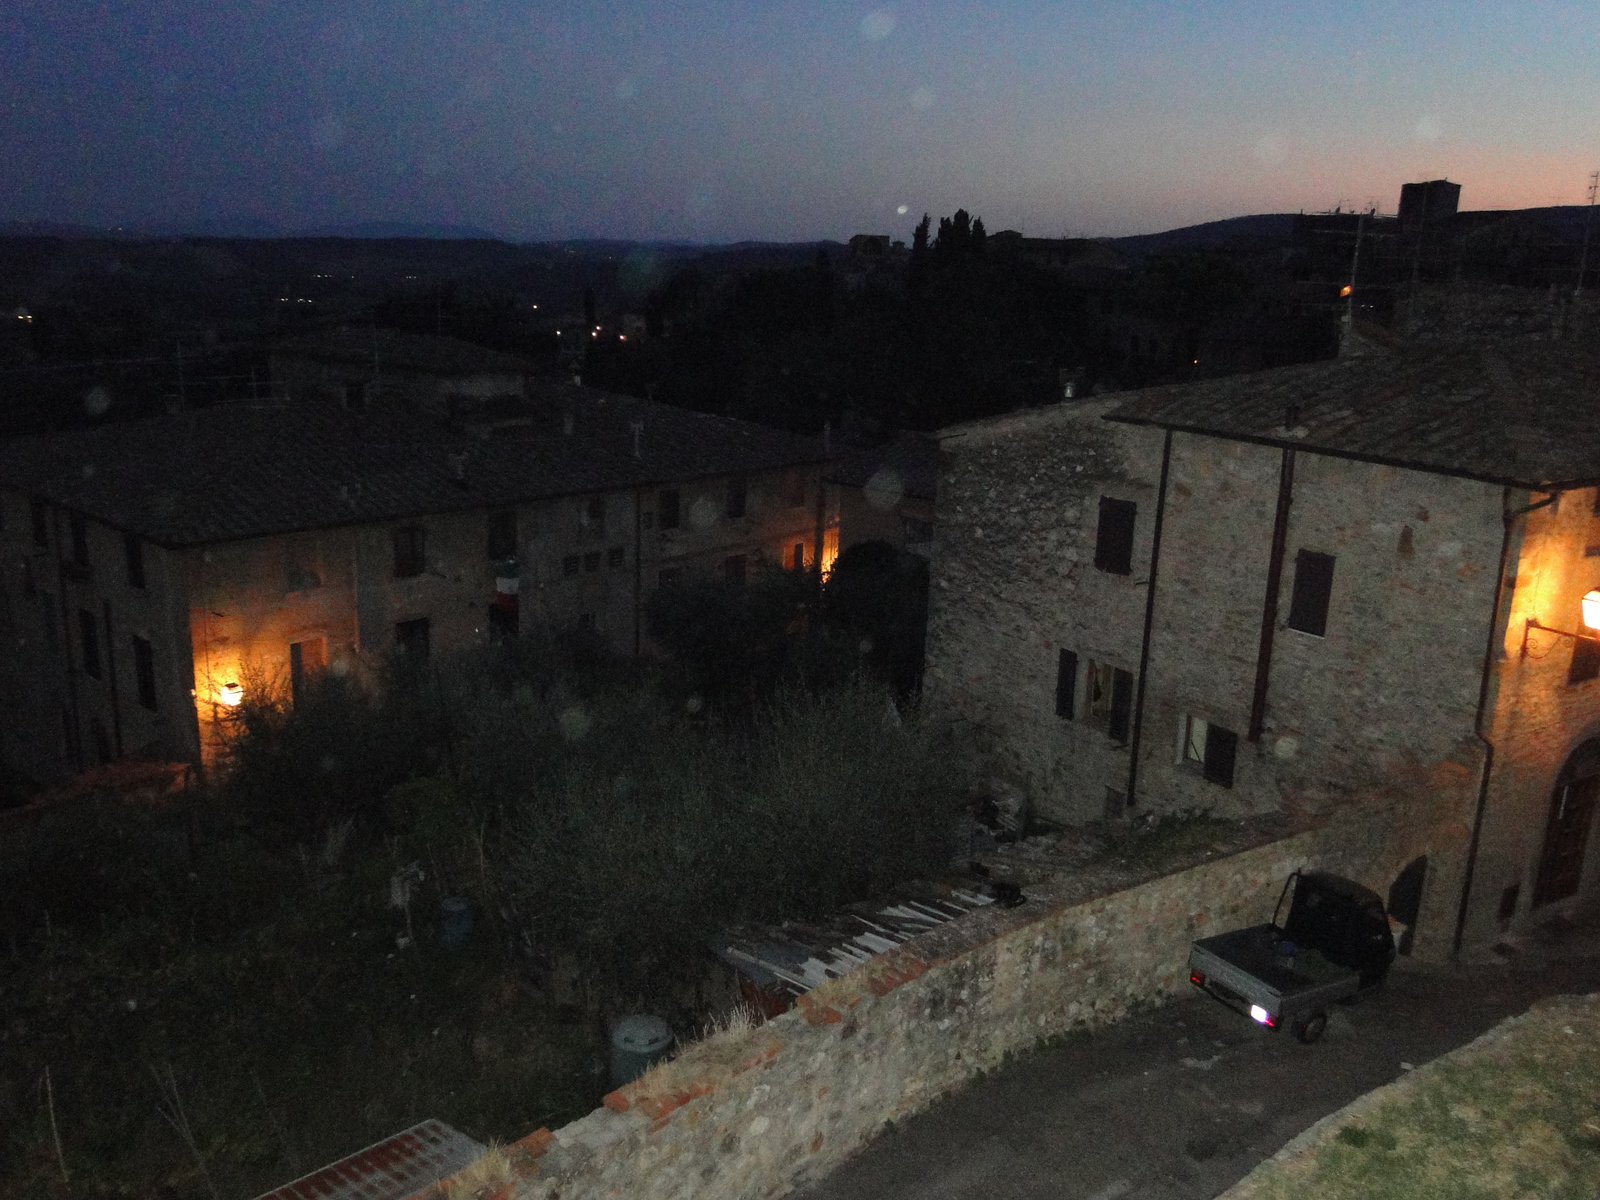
xmin=420 ymin=807 xmax=1392 ymax=1200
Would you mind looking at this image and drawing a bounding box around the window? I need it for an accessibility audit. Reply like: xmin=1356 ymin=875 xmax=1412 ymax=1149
xmin=1286 ymin=550 xmax=1336 ymax=637
xmin=724 ymin=554 xmax=748 ymax=585
xmin=132 ymin=636 xmax=157 ymax=710
xmin=289 ymin=638 xmax=326 ymax=706
xmin=726 ymin=475 xmax=748 ymax=519
xmin=1094 ymin=498 xmax=1136 ymax=575
xmin=31 ymin=500 xmax=48 ymax=548
xmin=1182 ymin=715 xmax=1238 ymax=787
xmin=395 ymin=617 xmax=430 ymax=661
xmin=790 ymin=542 xmax=806 ymax=571
xmin=607 ymin=546 xmax=625 ymax=569
xmin=658 ymin=489 xmax=681 ymax=530
xmin=586 ymin=494 xmax=605 ymax=525
xmin=1055 ymin=650 xmax=1078 ymax=719
xmin=79 ymin=608 xmax=101 ymax=678
xmin=393 ymin=525 xmax=426 ymax=578
xmin=487 ymin=510 xmax=517 ymax=560
xmin=783 ymin=469 xmax=807 ymax=508
xmin=125 ymin=533 xmax=145 ymax=589
xmin=1088 ymin=661 xmax=1134 ymax=744
xmin=563 ymin=554 xmax=580 ymax=576
xmin=90 ymin=717 xmax=112 ymax=765
xmin=583 ymin=551 xmax=601 ymax=573
xmin=70 ymin=513 xmax=88 ymax=566
xmin=487 ymin=601 xmax=519 ymax=641
xmin=642 ymin=511 xmax=655 ymax=530
xmin=1571 ymin=636 xmax=1600 ymax=685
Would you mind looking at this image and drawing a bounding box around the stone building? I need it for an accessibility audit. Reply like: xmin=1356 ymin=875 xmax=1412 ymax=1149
xmin=827 ymin=432 xmax=938 ymax=558
xmin=925 ymin=321 xmax=1600 ymax=956
xmin=0 ymin=390 xmax=829 ymax=781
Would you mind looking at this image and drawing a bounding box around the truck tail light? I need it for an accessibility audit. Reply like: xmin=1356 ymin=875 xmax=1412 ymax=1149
xmin=1249 ymin=1004 xmax=1276 ymax=1028
xmin=1190 ymin=969 xmax=1206 ymax=987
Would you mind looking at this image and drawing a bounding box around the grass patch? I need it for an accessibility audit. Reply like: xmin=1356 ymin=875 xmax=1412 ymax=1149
xmin=1235 ymin=996 xmax=1600 ymax=1200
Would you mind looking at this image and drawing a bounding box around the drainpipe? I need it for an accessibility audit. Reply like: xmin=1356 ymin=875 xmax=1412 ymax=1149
xmin=1124 ymin=428 xmax=1173 ymax=808
xmin=1453 ymin=488 xmax=1554 ymax=956
xmin=1248 ymin=446 xmax=1298 ymax=742
xmin=633 ymin=487 xmax=643 ymax=659
xmin=103 ymin=599 xmax=124 ymax=758
xmin=51 ymin=506 xmax=84 ymax=769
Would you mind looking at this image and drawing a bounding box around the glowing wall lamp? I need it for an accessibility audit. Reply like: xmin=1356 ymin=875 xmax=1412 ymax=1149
xmin=1522 ymin=589 xmax=1600 ymax=656
xmin=218 ymin=681 xmax=244 ymax=707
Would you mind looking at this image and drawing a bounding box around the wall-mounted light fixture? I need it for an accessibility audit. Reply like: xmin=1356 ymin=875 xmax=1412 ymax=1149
xmin=1522 ymin=589 xmax=1600 ymax=656
xmin=218 ymin=681 xmax=244 ymax=707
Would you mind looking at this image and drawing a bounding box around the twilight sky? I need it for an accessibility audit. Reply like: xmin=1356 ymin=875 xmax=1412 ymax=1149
xmin=4 ymin=1 xmax=1598 ymax=243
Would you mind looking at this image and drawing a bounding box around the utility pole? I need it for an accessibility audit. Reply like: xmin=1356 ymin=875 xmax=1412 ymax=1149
xmin=1346 ymin=212 xmax=1366 ymax=325
xmin=1576 ymin=169 xmax=1598 ymax=300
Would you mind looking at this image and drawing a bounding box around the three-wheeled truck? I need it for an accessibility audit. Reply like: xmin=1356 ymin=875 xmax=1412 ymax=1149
xmin=1187 ymin=870 xmax=1396 ymax=1044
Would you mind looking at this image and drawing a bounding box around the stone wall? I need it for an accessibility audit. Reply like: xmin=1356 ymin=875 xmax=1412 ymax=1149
xmin=479 ymin=809 xmax=1406 ymax=1200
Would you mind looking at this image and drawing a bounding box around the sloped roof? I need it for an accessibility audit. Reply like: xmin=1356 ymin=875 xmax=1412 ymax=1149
xmin=0 ymin=392 xmax=826 ymax=547
xmin=825 ymin=432 xmax=940 ymax=500
xmin=1104 ymin=334 xmax=1600 ymax=490
xmin=269 ymin=328 xmax=536 ymax=376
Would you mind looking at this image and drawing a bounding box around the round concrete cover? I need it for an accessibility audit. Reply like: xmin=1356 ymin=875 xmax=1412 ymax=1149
xmin=612 ymin=1014 xmax=673 ymax=1053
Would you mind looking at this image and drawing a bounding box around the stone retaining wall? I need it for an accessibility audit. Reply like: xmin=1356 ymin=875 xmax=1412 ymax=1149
xmin=471 ymin=808 xmax=1404 ymax=1200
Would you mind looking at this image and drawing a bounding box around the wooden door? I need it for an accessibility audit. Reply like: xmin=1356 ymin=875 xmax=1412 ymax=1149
xmin=1534 ymin=774 xmax=1600 ymax=907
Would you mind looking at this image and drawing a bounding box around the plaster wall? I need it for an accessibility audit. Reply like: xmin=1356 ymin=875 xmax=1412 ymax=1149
xmin=0 ymin=488 xmax=198 ymax=779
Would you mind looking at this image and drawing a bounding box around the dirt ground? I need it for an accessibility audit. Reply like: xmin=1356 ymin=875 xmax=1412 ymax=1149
xmin=792 ymin=919 xmax=1600 ymax=1200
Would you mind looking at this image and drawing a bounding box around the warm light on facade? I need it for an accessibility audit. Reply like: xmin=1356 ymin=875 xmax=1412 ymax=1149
xmin=1583 ymin=589 xmax=1600 ymax=630
xmin=1339 ymin=285 xmax=1352 ymax=297
xmin=218 ymin=681 xmax=244 ymax=707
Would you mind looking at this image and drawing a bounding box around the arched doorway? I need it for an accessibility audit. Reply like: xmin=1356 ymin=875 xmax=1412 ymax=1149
xmin=1533 ymin=738 xmax=1600 ymax=908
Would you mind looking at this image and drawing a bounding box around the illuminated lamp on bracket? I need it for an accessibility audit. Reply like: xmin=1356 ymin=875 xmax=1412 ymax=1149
xmin=1521 ymin=588 xmax=1600 ymax=657
xmin=218 ymin=681 xmax=244 ymax=707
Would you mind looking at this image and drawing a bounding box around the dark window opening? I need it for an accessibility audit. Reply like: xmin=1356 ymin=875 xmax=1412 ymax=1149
xmin=724 ymin=554 xmax=748 ymax=585
xmin=1094 ymin=497 xmax=1136 ymax=575
xmin=1287 ymin=549 xmax=1336 ymax=637
xmin=393 ymin=525 xmax=426 ymax=578
xmin=1498 ymin=882 xmax=1521 ymax=923
xmin=70 ymin=513 xmax=88 ymax=566
xmin=289 ymin=638 xmax=327 ymax=706
xmin=658 ymin=489 xmax=681 ymax=529
xmin=90 ymin=717 xmax=112 ymax=765
xmin=1571 ymin=636 xmax=1600 ymax=685
xmin=79 ymin=608 xmax=101 ymax=678
xmin=1203 ymin=724 xmax=1238 ymax=787
xmin=1088 ymin=661 xmax=1134 ymax=744
xmin=1592 ymin=487 xmax=1600 ymax=517
xmin=488 ymin=600 xmax=519 ymax=641
xmin=1055 ymin=649 xmax=1078 ymax=720
xmin=791 ymin=542 xmax=806 ymax=571
xmin=395 ymin=617 xmax=430 ymax=662
xmin=31 ymin=500 xmax=49 ymax=548
xmin=583 ymin=551 xmax=601 ymax=573
xmin=783 ymin=470 xmax=807 ymax=508
xmin=132 ymin=636 xmax=156 ymax=710
xmin=586 ymin=494 xmax=605 ymax=524
xmin=125 ymin=533 xmax=146 ymax=589
xmin=487 ymin=510 xmax=517 ymax=560
xmin=563 ymin=554 xmax=580 ymax=576
xmin=607 ymin=546 xmax=625 ymax=569
xmin=726 ymin=475 xmax=748 ymax=519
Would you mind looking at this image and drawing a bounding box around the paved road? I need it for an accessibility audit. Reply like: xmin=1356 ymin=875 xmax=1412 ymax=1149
xmin=793 ymin=933 xmax=1600 ymax=1200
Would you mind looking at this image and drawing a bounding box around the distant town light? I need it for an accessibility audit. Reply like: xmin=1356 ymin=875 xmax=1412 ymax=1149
xmin=1583 ymin=589 xmax=1600 ymax=630
xmin=218 ymin=681 xmax=244 ymax=707
xmin=1340 ymin=285 xmax=1353 ymax=297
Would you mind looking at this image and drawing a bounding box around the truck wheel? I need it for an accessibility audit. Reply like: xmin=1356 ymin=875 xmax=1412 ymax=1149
xmin=1294 ymin=1013 xmax=1328 ymax=1045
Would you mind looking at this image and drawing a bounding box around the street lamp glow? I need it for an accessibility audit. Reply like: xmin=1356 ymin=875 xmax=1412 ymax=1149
xmin=1583 ymin=589 xmax=1600 ymax=630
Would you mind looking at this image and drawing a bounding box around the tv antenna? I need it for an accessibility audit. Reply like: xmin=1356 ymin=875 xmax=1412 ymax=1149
xmin=1576 ymin=169 xmax=1598 ymax=300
